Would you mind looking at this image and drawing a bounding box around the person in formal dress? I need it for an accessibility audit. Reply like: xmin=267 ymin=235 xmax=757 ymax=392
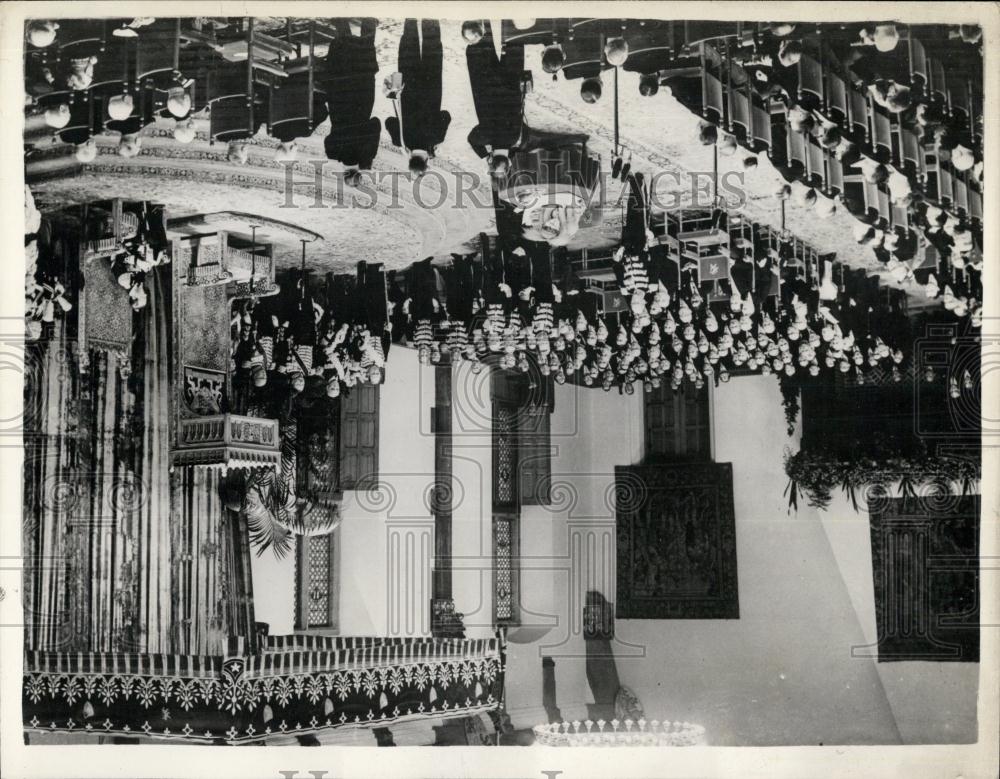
xmin=74 ymin=139 xmax=98 ymax=162
xmin=323 ymin=18 xmax=381 ymax=179
xmin=465 ymin=20 xmax=525 ymax=178
xmin=117 ymin=132 xmax=142 ymax=158
xmin=386 ymin=19 xmax=451 ymax=175
xmin=274 ymin=141 xmax=298 ymax=162
xmin=64 ymin=55 xmax=98 ymax=90
xmin=53 ymin=93 xmax=97 ymax=151
xmin=165 ymin=86 xmax=191 ymax=119
xmin=604 ymin=37 xmax=628 ymax=66
xmin=580 ymin=77 xmax=603 ymax=103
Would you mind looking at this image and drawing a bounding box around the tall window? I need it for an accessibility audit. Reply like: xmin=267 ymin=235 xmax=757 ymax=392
xmin=644 ymin=382 xmax=711 ymax=460
xmin=490 ymin=368 xmax=555 ymax=626
xmin=518 ymin=405 xmax=551 ymax=506
xmin=295 ymin=533 xmax=338 ymax=631
xmin=492 ymin=403 xmax=520 ymax=626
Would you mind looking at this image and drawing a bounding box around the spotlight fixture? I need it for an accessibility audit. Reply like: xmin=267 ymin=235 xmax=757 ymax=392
xmin=112 ymin=22 xmax=139 ymax=38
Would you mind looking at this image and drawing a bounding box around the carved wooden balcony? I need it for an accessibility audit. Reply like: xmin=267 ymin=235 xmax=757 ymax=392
xmin=172 ymin=414 xmax=280 ymax=470
xmin=178 ymin=231 xmax=276 ymax=293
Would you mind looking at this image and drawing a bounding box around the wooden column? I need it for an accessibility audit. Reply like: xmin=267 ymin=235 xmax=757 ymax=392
xmin=431 ymin=357 xmax=464 ymax=636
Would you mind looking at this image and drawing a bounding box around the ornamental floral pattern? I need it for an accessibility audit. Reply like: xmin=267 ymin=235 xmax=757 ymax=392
xmin=23 ymin=655 xmax=503 ymax=744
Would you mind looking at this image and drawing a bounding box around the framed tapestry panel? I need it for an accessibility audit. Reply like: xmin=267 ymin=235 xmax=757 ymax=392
xmin=869 ymin=495 xmax=979 ymax=662
xmin=615 ymin=462 xmax=739 ymax=619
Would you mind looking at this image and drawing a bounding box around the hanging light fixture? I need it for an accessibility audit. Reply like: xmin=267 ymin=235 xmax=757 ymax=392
xmin=532 ymin=719 xmax=705 ymax=747
xmin=112 ymin=20 xmax=139 ymax=38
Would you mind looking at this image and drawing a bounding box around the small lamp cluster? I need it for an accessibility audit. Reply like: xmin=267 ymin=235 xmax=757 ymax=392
xmin=532 ymin=718 xmax=705 ymax=747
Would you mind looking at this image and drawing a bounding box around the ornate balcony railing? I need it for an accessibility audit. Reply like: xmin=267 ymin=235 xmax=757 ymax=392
xmin=172 ymin=414 xmax=281 ymax=469
xmin=84 ymin=236 xmax=122 ymax=258
xmin=261 ymin=634 xmax=496 ymax=659
xmin=223 ymin=247 xmax=271 ymax=280
xmin=23 ymin=635 xmax=504 ymax=744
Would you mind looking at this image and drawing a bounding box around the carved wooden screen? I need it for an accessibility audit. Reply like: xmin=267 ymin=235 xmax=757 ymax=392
xmin=615 ymin=462 xmax=738 ymax=618
xmin=491 ymin=368 xmax=553 ymax=506
xmin=518 ymin=407 xmax=552 ymax=506
xmin=493 ymin=403 xmax=518 ymax=509
xmin=644 ymin=382 xmax=711 ymax=460
xmin=295 ymin=533 xmax=338 ymax=631
xmin=296 ymin=400 xmax=340 ymax=499
xmin=339 ymin=383 xmax=380 ymax=490
xmin=869 ymin=495 xmax=979 ymax=662
xmin=492 ymin=511 xmax=519 ymax=625
xmin=492 ymin=403 xmax=520 ymax=625
xmin=80 ymin=252 xmax=132 ymax=356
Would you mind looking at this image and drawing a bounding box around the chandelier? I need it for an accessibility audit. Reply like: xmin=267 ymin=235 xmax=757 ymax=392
xmin=532 ymin=718 xmax=705 ymax=747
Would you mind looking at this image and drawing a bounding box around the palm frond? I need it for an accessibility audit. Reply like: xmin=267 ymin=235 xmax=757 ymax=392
xmin=245 ymin=491 xmax=294 ymax=559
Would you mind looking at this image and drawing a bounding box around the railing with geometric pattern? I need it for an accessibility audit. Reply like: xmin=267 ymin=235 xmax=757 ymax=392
xmin=84 ymin=237 xmax=122 ymax=258
xmin=262 ymin=634 xmax=496 ymax=656
xmin=23 ymin=635 xmax=504 ymax=744
xmin=223 ymin=246 xmax=272 ymax=280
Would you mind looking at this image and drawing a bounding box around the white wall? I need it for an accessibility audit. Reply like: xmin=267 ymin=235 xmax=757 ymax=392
xmin=450 ymin=360 xmax=496 ymax=637
xmin=569 ymin=375 xmax=975 ymax=746
xmin=249 ymin=544 xmax=296 ymax=636
xmin=602 ymin=377 xmax=900 ymax=745
xmin=477 ymin=380 xmax=646 ymax=728
xmin=249 ymin=362 xmax=978 ymax=745
xmin=249 ymin=347 xmax=437 ymax=638
xmin=820 ymin=492 xmax=980 ymax=743
xmin=337 ymin=347 xmax=437 ymax=636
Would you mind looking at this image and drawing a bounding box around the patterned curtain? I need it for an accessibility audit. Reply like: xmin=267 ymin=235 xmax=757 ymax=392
xmin=73 ymin=348 xmax=140 ymax=651
xmin=23 ymin=320 xmax=80 ymax=651
xmin=23 ymin=314 xmax=142 ymax=651
xmin=24 ymin=251 xmax=257 ymax=656
xmin=172 ymin=467 xmax=225 ymax=655
xmin=132 ymin=266 xmax=174 ymax=653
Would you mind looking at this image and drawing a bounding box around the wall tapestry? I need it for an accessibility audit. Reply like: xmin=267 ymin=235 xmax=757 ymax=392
xmin=615 ymin=463 xmax=739 ymax=619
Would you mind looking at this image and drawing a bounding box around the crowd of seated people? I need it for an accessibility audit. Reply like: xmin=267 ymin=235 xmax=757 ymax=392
xmin=230 ymin=263 xmax=392 ymax=408
xmin=23 ymin=195 xmax=170 ymax=342
xmin=25 ymin=17 xmax=982 ymax=397
xmin=251 ymin=165 xmax=910 ymax=397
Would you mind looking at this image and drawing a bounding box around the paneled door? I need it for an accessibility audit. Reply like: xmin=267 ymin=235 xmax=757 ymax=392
xmin=339 ymin=383 xmax=380 ymax=489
